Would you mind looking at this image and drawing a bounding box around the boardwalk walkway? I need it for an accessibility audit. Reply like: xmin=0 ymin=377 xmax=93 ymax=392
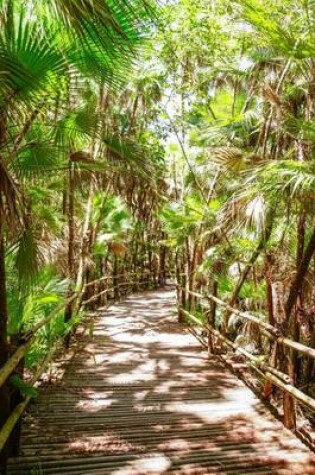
xmin=8 ymin=289 xmax=315 ymax=474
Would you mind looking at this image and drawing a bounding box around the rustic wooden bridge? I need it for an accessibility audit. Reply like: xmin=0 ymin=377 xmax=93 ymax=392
xmin=6 ymin=289 xmax=315 ymax=475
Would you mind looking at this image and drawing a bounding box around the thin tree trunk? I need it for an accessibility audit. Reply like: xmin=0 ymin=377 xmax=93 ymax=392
xmin=158 ymin=236 xmax=167 ymax=288
xmin=175 ymin=251 xmax=184 ymax=322
xmin=223 ymin=209 xmax=274 ymax=331
xmin=207 ymin=278 xmax=218 ymax=355
xmin=64 ymin=162 xmax=75 ymax=343
xmin=264 ymin=253 xmax=275 ymax=326
xmin=76 ymin=180 xmax=95 ymax=292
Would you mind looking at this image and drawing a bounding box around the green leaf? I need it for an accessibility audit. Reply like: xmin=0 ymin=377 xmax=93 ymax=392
xmin=10 ymin=375 xmax=38 ymax=399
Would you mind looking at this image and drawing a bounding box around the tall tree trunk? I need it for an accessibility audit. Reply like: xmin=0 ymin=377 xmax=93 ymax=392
xmin=304 ymin=257 xmax=315 ymax=385
xmin=64 ymin=162 xmax=75 ymax=343
xmin=282 ymin=223 xmax=315 ymax=429
xmin=285 ymin=224 xmax=315 ymax=329
xmin=264 ymin=252 xmax=275 ymax=326
xmin=207 ymin=278 xmax=218 ymax=355
xmin=175 ymin=250 xmax=184 ymax=322
xmin=158 ymin=241 xmax=167 ymax=288
xmin=0 ymin=234 xmax=10 ymax=474
xmin=76 ymin=180 xmax=95 ymax=293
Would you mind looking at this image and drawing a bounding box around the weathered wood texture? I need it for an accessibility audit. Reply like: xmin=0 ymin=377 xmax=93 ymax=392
xmin=8 ymin=289 xmax=315 ymax=474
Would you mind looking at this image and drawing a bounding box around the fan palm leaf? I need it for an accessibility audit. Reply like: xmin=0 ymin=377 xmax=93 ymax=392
xmin=239 ymin=0 xmax=315 ymax=59
xmin=0 ymin=10 xmax=67 ymax=108
xmin=41 ymin=0 xmax=154 ymax=45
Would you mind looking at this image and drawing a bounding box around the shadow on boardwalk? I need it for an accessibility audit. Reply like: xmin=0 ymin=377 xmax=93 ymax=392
xmin=8 ymin=289 xmax=315 ymax=474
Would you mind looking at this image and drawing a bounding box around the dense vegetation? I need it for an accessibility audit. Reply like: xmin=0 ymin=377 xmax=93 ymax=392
xmin=1 ymin=0 xmax=315 ymax=470
xmin=154 ymin=0 xmax=315 ymax=428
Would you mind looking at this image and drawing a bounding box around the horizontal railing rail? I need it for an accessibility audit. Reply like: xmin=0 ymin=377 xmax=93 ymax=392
xmin=0 ymin=272 xmax=157 ymax=454
xmin=178 ymin=286 xmax=315 ymax=429
xmin=186 ymin=289 xmax=315 ymax=359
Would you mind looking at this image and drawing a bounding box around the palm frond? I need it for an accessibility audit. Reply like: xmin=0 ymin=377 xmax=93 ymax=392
xmin=239 ymin=0 xmax=315 ymax=59
xmin=251 ymin=159 xmax=315 ymax=199
xmin=12 ymin=140 xmax=62 ymax=178
xmin=54 ymin=106 xmax=100 ymax=148
xmin=11 ymin=224 xmax=44 ymax=288
xmin=0 ymin=9 xmax=67 ymax=106
xmin=208 ymin=147 xmax=263 ymax=173
xmin=104 ymin=134 xmax=155 ymax=174
xmin=285 ymin=116 xmax=315 ymax=143
xmin=44 ymin=0 xmax=154 ymax=46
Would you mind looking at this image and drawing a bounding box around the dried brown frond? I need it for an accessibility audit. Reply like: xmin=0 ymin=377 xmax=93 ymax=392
xmin=70 ymin=151 xmax=94 ymax=162
xmin=0 ymin=159 xmax=23 ymax=232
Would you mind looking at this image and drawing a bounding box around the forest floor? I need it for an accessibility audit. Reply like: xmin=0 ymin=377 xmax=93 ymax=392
xmin=8 ymin=289 xmax=315 ymax=474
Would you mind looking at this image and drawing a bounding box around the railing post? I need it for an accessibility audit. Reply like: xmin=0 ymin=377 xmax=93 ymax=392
xmin=0 ymin=234 xmax=10 ymax=475
xmin=0 ymin=381 xmax=10 ymax=474
xmin=176 ymin=285 xmax=185 ymax=323
xmin=8 ymin=334 xmax=25 ymax=457
xmin=113 ymin=258 xmax=120 ymax=300
xmin=206 ymin=284 xmax=217 ymax=355
xmin=283 ymin=349 xmax=297 ymax=430
xmin=100 ymin=278 xmax=107 ymax=305
xmin=283 ymin=391 xmax=296 ymax=430
xmin=64 ymin=289 xmax=74 ymax=347
xmin=263 ymin=341 xmax=278 ymax=400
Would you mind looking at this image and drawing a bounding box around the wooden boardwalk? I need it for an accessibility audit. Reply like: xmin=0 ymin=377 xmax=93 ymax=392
xmin=8 ymin=289 xmax=315 ymax=475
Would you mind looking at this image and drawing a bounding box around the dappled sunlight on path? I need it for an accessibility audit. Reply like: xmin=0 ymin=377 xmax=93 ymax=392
xmin=8 ymin=289 xmax=315 ymax=474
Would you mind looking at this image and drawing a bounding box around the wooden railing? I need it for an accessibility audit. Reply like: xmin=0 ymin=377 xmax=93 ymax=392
xmin=0 ymin=271 xmax=156 ymax=460
xmin=178 ymin=287 xmax=315 ymax=432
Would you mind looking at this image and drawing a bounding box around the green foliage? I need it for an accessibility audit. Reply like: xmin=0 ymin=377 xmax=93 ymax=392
xmin=13 ymin=139 xmax=62 ymax=177
xmin=239 ymin=0 xmax=315 ymax=59
xmin=0 ymin=9 xmax=66 ymax=107
xmin=93 ymin=193 xmax=132 ymax=247
xmin=7 ymin=265 xmax=67 ymax=352
xmin=239 ymin=280 xmax=266 ymax=301
xmin=10 ymin=375 xmax=38 ymax=398
xmin=159 ymin=202 xmax=199 ymax=246
xmin=12 ymin=226 xmax=43 ymax=288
